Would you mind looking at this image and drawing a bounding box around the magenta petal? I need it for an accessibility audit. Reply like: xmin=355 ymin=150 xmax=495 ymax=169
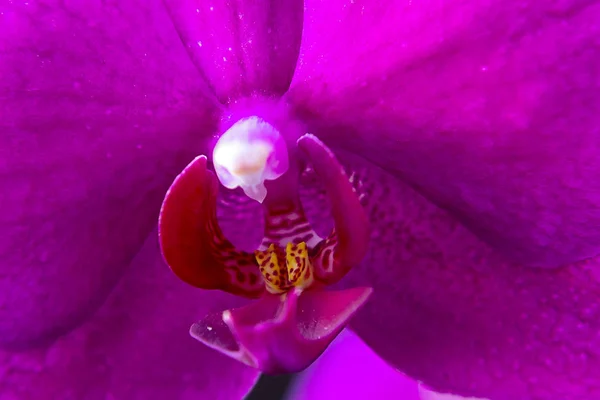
xmin=191 ymin=287 xmax=372 ymax=374
xmin=338 ymin=156 xmax=600 ymax=399
xmin=0 ymin=230 xmax=259 ymax=399
xmin=0 ymin=0 xmax=217 ymax=348
xmin=290 ymin=0 xmax=600 ymax=267
xmin=288 ymin=330 xmax=421 ymax=400
xmin=165 ymin=0 xmax=303 ymax=103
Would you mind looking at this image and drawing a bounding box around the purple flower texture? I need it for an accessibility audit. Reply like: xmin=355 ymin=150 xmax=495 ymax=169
xmin=2 ymin=1 xmax=600 ymax=399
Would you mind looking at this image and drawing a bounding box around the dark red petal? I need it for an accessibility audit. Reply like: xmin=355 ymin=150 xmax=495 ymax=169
xmin=190 ymin=287 xmax=372 ymax=374
xmin=297 ymin=134 xmax=370 ymax=283
xmin=158 ymin=156 xmax=265 ymax=298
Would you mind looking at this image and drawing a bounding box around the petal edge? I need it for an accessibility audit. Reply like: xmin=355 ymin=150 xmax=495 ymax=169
xmin=158 ymin=155 xmax=265 ymax=297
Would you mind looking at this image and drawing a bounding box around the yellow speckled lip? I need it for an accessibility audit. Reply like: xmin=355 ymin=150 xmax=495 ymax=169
xmin=255 ymin=242 xmax=314 ymax=294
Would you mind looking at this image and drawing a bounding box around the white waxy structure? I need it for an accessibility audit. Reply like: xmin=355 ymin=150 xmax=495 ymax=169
xmin=213 ymin=116 xmax=290 ymax=203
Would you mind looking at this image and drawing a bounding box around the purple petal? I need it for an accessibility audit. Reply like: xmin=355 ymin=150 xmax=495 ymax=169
xmin=190 ymin=287 xmax=372 ymax=374
xmin=0 ymin=230 xmax=259 ymax=399
xmin=326 ymin=153 xmax=600 ymax=399
xmin=287 ymin=329 xmax=421 ymax=400
xmin=0 ymin=1 xmax=218 ymax=347
xmin=164 ymin=0 xmax=303 ymax=103
xmin=289 ymin=0 xmax=600 ymax=267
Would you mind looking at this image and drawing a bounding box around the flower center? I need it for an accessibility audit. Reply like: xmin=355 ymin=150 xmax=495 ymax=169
xmin=213 ymin=116 xmax=289 ymax=203
xmin=158 ymin=101 xmax=373 ymax=374
xmin=255 ymin=242 xmax=314 ymax=294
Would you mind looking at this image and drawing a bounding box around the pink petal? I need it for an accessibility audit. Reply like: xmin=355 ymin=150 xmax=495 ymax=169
xmin=329 ymin=154 xmax=600 ymax=399
xmin=289 ymin=0 xmax=600 ymax=267
xmin=190 ymin=287 xmax=372 ymax=374
xmin=0 ymin=1 xmax=218 ymax=347
xmin=164 ymin=0 xmax=303 ymax=103
xmin=0 ymin=230 xmax=259 ymax=399
xmin=287 ymin=329 xmax=421 ymax=400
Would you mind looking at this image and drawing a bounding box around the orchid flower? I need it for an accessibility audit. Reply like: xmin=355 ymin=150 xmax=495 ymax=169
xmin=159 ymin=108 xmax=372 ymax=373
xmin=2 ymin=0 xmax=600 ymax=399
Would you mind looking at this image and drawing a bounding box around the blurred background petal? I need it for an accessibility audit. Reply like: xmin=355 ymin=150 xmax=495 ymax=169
xmin=290 ymin=0 xmax=600 ymax=268
xmin=0 ymin=230 xmax=259 ymax=399
xmin=286 ymin=329 xmax=420 ymax=400
xmin=0 ymin=0 xmax=218 ymax=347
xmin=164 ymin=0 xmax=304 ymax=103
